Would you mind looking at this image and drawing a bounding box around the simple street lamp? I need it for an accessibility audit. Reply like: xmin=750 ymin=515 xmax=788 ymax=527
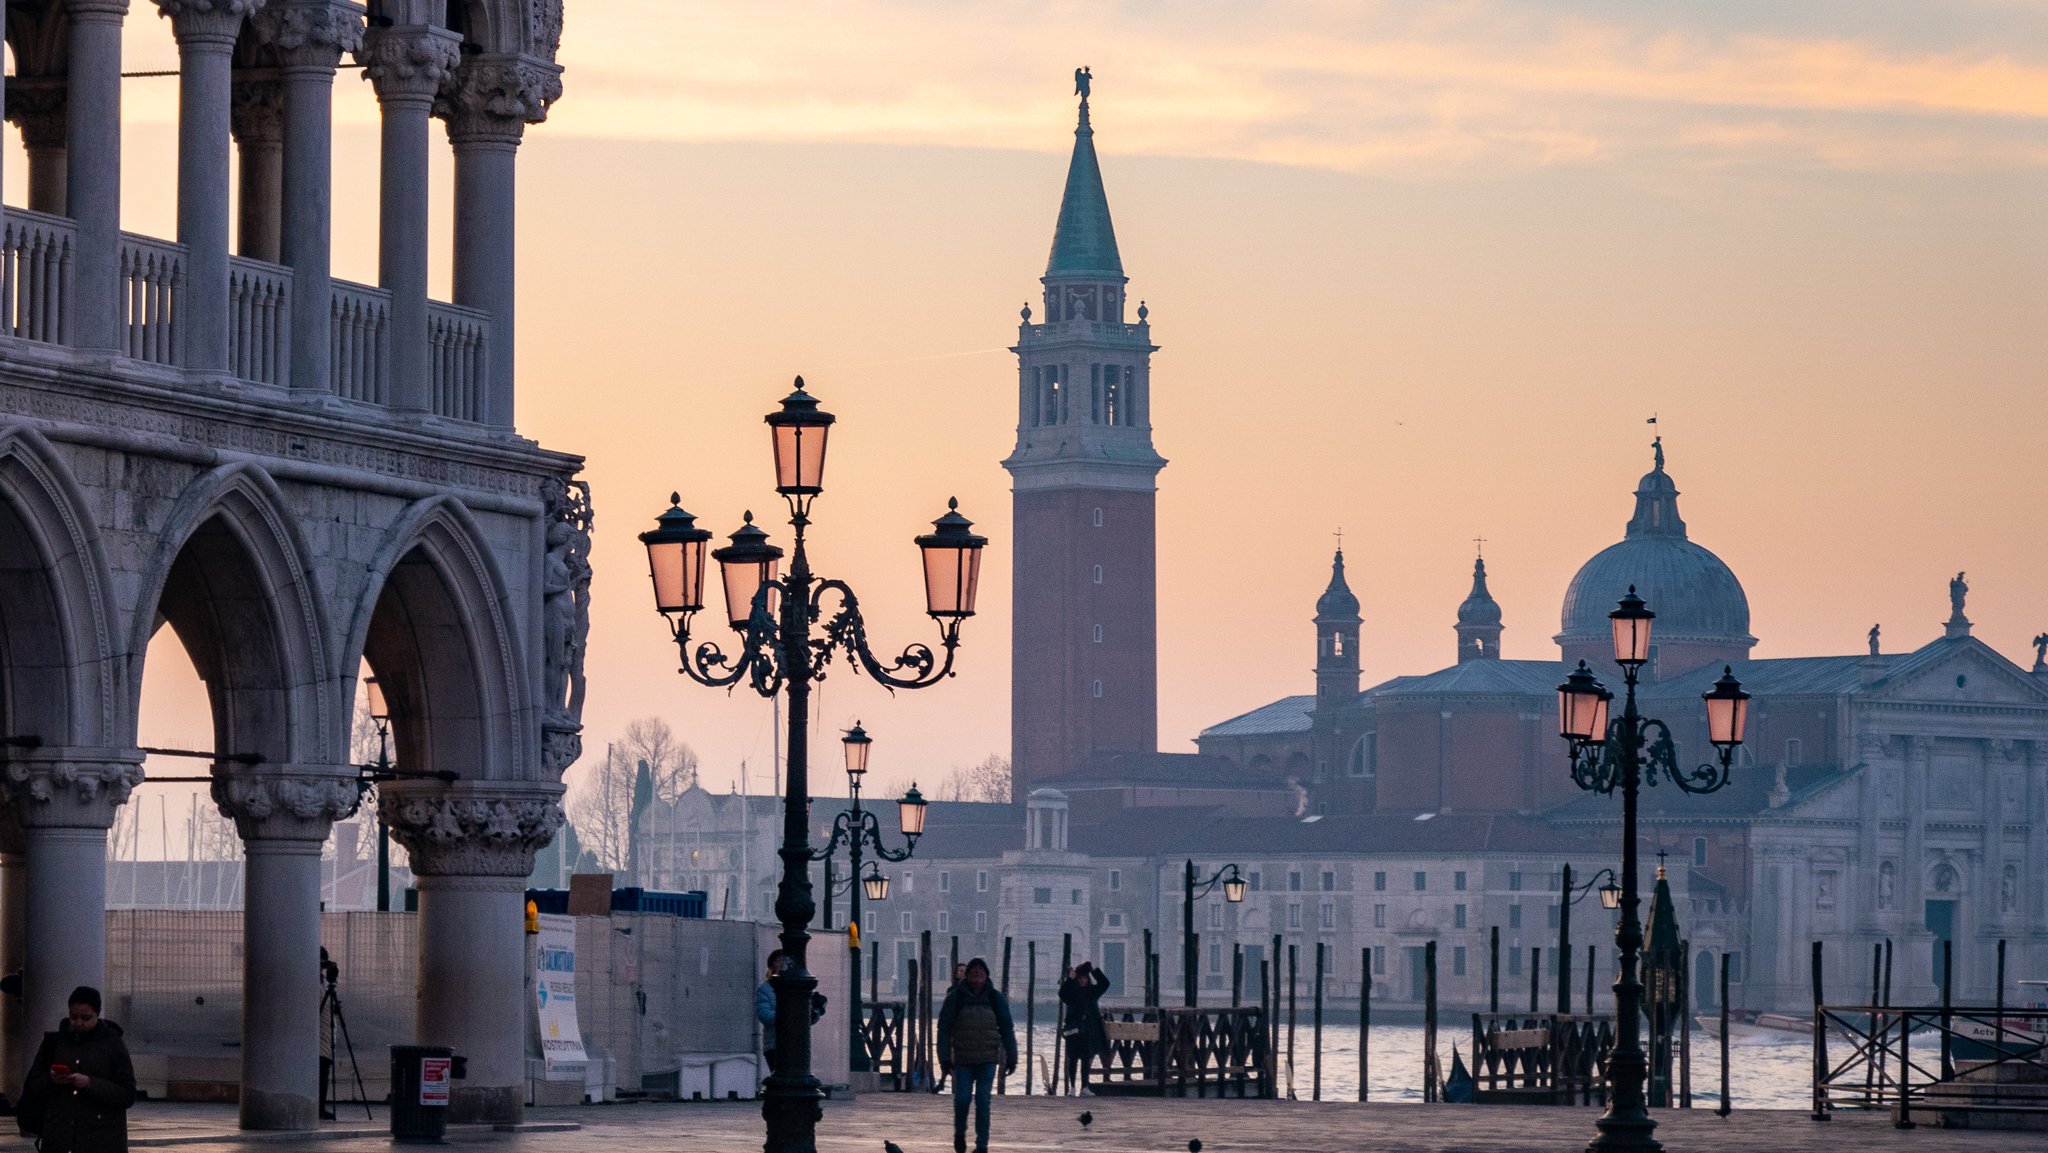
xmin=1182 ymin=860 xmax=1248 ymax=1007
xmin=1556 ymin=863 xmax=1621 ymax=1014
xmin=366 ymin=677 xmax=393 ymax=912
xmin=358 ymin=677 xmax=458 ymax=912
xmin=1556 ymin=586 xmax=1749 ymax=1153
xmin=810 ymin=723 xmax=928 ymax=1076
xmin=640 ymin=378 xmax=985 ymax=1153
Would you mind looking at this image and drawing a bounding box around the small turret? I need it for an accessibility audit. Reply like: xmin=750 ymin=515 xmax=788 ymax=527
xmin=1316 ymin=548 xmax=1362 ymax=706
xmin=1456 ymin=555 xmax=1504 ymax=663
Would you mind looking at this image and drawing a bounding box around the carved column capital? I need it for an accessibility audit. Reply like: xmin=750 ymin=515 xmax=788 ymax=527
xmin=0 ymin=748 xmax=144 ymax=829
xmin=5 ymin=81 xmax=70 ymax=151
xmin=153 ymin=0 xmax=263 ymax=47
xmin=435 ymin=53 xmax=562 ymax=144
xmin=230 ymin=76 xmax=285 ymax=143
xmin=359 ymin=24 xmax=462 ymax=105
xmin=210 ymin=767 xmax=362 ymax=842
xmin=250 ymin=0 xmax=364 ymax=70
xmin=383 ymin=783 xmax=563 ymax=878
xmin=63 ymin=0 xmax=132 ymax=24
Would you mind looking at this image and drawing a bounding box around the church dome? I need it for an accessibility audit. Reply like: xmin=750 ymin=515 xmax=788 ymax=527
xmin=1316 ymin=549 xmax=1361 ymax=621
xmin=1556 ymin=441 xmax=1755 ymax=652
xmin=1457 ymin=557 xmax=1502 ymax=627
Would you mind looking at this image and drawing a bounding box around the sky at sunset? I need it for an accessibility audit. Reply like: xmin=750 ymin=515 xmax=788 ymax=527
xmin=31 ymin=1 xmax=2048 ymax=829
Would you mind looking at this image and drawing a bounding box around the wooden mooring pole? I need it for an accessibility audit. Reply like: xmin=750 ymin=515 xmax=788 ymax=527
xmin=1585 ymin=944 xmax=1595 ymax=1016
xmin=1286 ymin=942 xmax=1299 ymax=1100
xmin=1025 ymin=941 xmax=1037 ymax=1097
xmin=1810 ymin=940 xmax=1829 ymax=1122
xmin=1232 ymin=942 xmax=1244 ymax=1007
xmin=998 ymin=936 xmax=1013 ymax=1095
xmin=1312 ymin=942 xmax=1325 ymax=1101
xmin=1881 ymin=938 xmax=1892 ymax=1007
xmin=1529 ymin=946 xmax=1541 ymax=1014
xmin=1489 ymin=926 xmax=1500 ymax=1013
xmin=1717 ymin=952 xmax=1730 ymax=1118
xmin=1053 ymin=933 xmax=1071 ymax=1095
xmin=1424 ymin=940 xmax=1439 ymax=1103
xmin=1360 ymin=946 xmax=1372 ymax=1103
xmin=1678 ymin=937 xmax=1691 ymax=1108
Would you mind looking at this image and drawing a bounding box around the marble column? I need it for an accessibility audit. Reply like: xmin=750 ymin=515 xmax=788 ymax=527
xmin=0 ymin=803 xmax=26 ymax=1101
xmin=436 ymin=55 xmax=561 ymax=430
xmin=0 ymin=749 xmax=143 ymax=1067
xmin=231 ymin=78 xmax=285 ymax=262
xmin=361 ymin=24 xmax=460 ymax=415
xmin=5 ymin=82 xmax=70 ymax=215
xmin=252 ymin=0 xmax=364 ymax=395
xmin=159 ymin=0 xmax=262 ymax=373
xmin=64 ymin=0 xmax=130 ymax=352
xmin=213 ymin=768 xmax=361 ymax=1130
xmin=385 ymin=784 xmax=562 ymax=1124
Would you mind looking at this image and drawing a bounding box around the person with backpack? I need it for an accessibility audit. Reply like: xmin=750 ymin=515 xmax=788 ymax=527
xmin=935 ymin=958 xmax=1016 ymax=1153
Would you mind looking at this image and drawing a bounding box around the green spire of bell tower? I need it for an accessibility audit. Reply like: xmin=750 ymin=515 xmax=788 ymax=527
xmin=1046 ymin=73 xmax=1124 ymax=279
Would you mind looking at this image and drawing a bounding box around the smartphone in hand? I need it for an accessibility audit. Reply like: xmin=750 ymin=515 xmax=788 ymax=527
xmin=50 ymin=1062 xmax=71 ymax=1079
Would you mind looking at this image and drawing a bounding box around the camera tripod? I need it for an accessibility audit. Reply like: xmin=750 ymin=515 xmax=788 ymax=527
xmin=321 ymin=975 xmax=372 ymax=1120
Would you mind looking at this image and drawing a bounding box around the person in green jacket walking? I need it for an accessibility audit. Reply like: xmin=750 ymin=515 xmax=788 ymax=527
xmin=936 ymin=958 xmax=1016 ymax=1153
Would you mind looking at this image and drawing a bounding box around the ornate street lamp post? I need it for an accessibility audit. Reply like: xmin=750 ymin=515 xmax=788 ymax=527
xmin=811 ymin=723 xmax=928 ymax=1075
xmin=1182 ymin=860 xmax=1248 ymax=1007
xmin=1556 ymin=587 xmax=1750 ymax=1153
xmin=640 ymin=379 xmax=986 ymax=1153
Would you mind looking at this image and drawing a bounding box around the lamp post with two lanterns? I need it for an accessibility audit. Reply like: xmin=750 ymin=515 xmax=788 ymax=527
xmin=1555 ymin=586 xmax=1750 ymax=1153
xmin=1182 ymin=861 xmax=1247 ymax=1007
xmin=638 ymin=378 xmax=986 ymax=1153
xmin=810 ymin=721 xmax=927 ymax=1076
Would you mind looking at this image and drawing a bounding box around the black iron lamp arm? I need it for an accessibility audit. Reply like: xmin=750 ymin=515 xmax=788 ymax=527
xmin=1566 ymin=867 xmax=1620 ymax=904
xmin=1568 ymin=716 xmax=1734 ymax=796
xmin=809 ymin=578 xmax=959 ymax=692
xmin=664 ymin=584 xmax=788 ymax=695
xmin=1189 ymin=863 xmax=1243 ymax=900
xmin=810 ymin=807 xmax=917 ymax=864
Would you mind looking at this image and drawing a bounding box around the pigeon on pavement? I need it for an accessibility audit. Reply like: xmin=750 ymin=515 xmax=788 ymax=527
xmin=1078 ymin=1111 xmax=1093 ymax=1128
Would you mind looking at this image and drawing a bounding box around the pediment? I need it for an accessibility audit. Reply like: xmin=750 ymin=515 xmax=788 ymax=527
xmin=1870 ymin=641 xmax=2048 ymax=707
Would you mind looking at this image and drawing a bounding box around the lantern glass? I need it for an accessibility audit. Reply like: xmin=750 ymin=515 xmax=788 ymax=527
xmin=364 ymin=676 xmax=388 ymax=722
xmin=898 ymin=783 xmax=928 ymax=838
xmin=640 ymin=495 xmax=713 ymax=615
xmin=1223 ymin=875 xmax=1248 ymax=903
xmin=1609 ymin=587 xmax=1655 ymax=666
xmin=712 ymin=514 xmax=784 ymax=629
xmin=1703 ymin=666 xmax=1752 ymax=747
xmin=863 ymin=870 xmax=889 ymax=902
xmin=842 ymin=723 xmax=872 ymax=777
xmin=915 ymin=499 xmax=989 ymax=619
xmin=1599 ymin=881 xmax=1622 ymax=910
xmin=766 ymin=378 xmax=835 ymax=496
xmin=1556 ymin=663 xmax=1610 ymax=743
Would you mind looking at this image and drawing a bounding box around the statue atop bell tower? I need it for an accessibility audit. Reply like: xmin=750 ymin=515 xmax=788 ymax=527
xmin=1004 ymin=73 xmax=1167 ymax=797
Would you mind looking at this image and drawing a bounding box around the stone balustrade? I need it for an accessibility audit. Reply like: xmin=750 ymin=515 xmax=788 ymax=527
xmin=4 ymin=213 xmax=491 ymax=427
xmin=427 ymin=300 xmax=490 ymax=422
xmin=1 ymin=210 xmax=75 ymax=343
xmin=329 ymin=278 xmax=392 ymax=405
xmin=228 ymin=256 xmax=293 ymax=385
xmin=119 ymin=231 xmax=185 ymax=365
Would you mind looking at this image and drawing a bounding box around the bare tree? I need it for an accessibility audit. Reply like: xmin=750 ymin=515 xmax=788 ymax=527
xmin=619 ymin=716 xmax=699 ymax=802
xmin=568 ymin=744 xmax=635 ymax=871
xmin=932 ymin=754 xmax=1011 ymax=804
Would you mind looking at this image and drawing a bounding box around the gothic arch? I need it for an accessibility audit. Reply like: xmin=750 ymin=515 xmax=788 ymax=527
xmin=344 ymin=496 xmax=529 ymax=783
xmin=0 ymin=425 xmax=120 ymax=748
xmin=125 ymin=462 xmax=333 ymax=766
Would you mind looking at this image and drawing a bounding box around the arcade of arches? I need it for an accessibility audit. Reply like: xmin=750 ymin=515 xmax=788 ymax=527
xmin=0 ymin=0 xmax=583 ymax=1131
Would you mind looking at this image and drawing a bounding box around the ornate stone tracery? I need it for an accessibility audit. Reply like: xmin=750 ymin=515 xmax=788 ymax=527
xmin=434 ymin=54 xmax=562 ymax=140
xmin=211 ymin=770 xmax=363 ymax=840
xmin=359 ymin=22 xmax=463 ymax=102
xmin=250 ymin=0 xmax=365 ymax=66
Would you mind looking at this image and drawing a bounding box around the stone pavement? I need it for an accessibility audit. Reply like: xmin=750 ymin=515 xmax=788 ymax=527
xmin=0 ymin=1097 xmax=2025 ymax=1152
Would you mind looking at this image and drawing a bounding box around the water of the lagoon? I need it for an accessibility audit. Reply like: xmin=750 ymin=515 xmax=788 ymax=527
xmin=1002 ymin=1024 xmax=1817 ymax=1110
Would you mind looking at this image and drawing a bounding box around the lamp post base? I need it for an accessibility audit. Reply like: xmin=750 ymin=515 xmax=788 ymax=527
xmin=1587 ymin=1046 xmax=1659 ymax=1153
xmin=1587 ymin=1111 xmax=1660 ymax=1153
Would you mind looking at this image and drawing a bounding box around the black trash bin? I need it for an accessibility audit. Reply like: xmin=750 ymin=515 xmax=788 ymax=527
xmin=389 ymin=1044 xmax=454 ymax=1142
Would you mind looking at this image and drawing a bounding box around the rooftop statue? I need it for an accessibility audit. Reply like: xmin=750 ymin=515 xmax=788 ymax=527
xmin=1949 ymin=571 xmax=1968 ymax=620
xmin=1075 ymin=66 xmax=1092 ymax=99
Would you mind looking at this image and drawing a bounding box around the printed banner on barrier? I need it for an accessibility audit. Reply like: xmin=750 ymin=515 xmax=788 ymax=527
xmin=534 ymin=913 xmax=589 ymax=1082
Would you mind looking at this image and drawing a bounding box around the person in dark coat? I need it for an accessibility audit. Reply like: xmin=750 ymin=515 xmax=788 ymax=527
xmin=936 ymin=958 xmax=1016 ymax=1153
xmin=18 ymin=986 xmax=136 ymax=1153
xmin=1058 ymin=960 xmax=1111 ymax=1095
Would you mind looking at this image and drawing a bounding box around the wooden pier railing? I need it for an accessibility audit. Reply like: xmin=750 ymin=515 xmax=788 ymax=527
xmin=1470 ymin=1012 xmax=1614 ymax=1105
xmin=1089 ymin=1007 xmax=1271 ymax=1098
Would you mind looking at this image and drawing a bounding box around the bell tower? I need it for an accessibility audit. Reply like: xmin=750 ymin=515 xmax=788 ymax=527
xmin=1004 ymin=74 xmax=1166 ymax=797
xmin=1315 ymin=548 xmax=1362 ymax=705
